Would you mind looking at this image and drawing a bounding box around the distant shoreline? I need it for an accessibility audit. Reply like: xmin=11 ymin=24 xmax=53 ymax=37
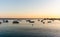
xmin=0 ymin=18 xmax=60 ymax=20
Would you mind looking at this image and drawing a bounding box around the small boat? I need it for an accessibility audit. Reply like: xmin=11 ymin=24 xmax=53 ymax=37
xmin=48 ymin=21 xmax=51 ymax=23
xmin=52 ymin=20 xmax=54 ymax=21
xmin=38 ymin=19 xmax=40 ymax=21
xmin=3 ymin=20 xmax=8 ymax=23
xmin=26 ymin=20 xmax=30 ymax=22
xmin=29 ymin=21 xmax=35 ymax=23
xmin=43 ymin=22 xmax=45 ymax=24
xmin=41 ymin=20 xmax=44 ymax=22
xmin=0 ymin=22 xmax=2 ymax=24
xmin=13 ymin=21 xmax=19 ymax=24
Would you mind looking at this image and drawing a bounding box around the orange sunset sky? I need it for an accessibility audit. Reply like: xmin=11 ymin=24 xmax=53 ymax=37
xmin=0 ymin=0 xmax=60 ymax=18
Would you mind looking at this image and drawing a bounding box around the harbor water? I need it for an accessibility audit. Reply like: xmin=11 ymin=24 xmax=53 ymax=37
xmin=0 ymin=20 xmax=60 ymax=37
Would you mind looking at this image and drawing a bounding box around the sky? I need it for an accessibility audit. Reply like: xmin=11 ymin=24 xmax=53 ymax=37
xmin=0 ymin=0 xmax=60 ymax=18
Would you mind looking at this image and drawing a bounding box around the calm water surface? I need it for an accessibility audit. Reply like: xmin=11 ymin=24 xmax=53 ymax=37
xmin=0 ymin=20 xmax=60 ymax=37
